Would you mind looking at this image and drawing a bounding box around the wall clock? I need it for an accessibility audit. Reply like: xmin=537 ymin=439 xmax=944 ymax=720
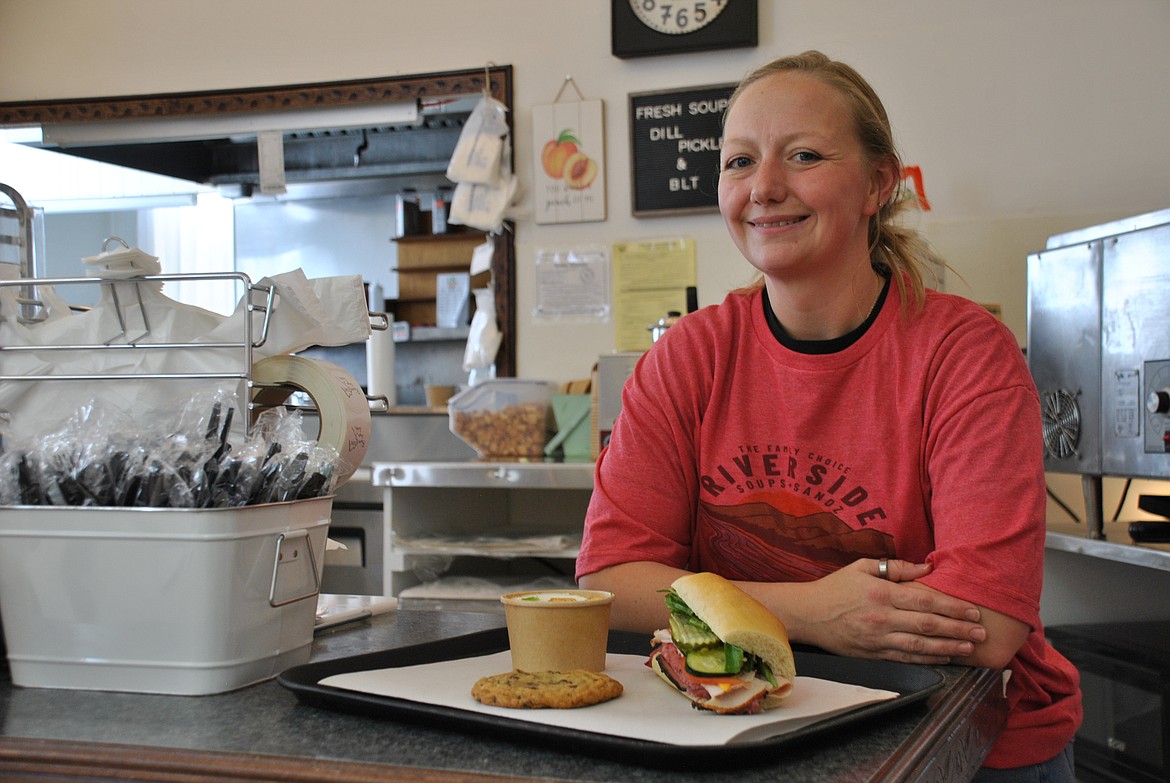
xmin=612 ymin=0 xmax=757 ymax=59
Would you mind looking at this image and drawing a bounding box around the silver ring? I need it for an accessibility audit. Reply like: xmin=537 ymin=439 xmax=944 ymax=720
xmin=878 ymin=559 xmax=890 ymax=580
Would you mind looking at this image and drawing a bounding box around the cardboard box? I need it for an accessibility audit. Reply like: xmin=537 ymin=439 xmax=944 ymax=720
xmin=396 ymin=269 xmax=446 ymax=301
xmin=390 ymin=300 xmax=437 ymax=327
xmin=395 ymin=233 xmax=484 ymax=270
xmin=0 ymin=497 xmax=331 ymax=695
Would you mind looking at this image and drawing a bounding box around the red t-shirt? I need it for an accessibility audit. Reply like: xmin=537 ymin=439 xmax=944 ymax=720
xmin=577 ymin=284 xmax=1081 ymax=769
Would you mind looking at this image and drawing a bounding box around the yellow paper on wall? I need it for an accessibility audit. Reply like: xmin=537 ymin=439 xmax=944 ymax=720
xmin=612 ymin=238 xmax=695 ymax=352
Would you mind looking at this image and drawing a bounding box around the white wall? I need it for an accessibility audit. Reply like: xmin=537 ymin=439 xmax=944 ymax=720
xmin=2 ymin=0 xmax=1169 ymax=382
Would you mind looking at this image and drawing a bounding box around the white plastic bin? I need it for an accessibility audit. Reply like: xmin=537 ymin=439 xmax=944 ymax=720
xmin=0 ymin=496 xmax=331 ymax=695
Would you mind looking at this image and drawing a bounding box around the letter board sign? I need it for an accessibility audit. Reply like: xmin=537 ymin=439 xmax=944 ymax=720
xmin=628 ymin=83 xmax=734 ymax=217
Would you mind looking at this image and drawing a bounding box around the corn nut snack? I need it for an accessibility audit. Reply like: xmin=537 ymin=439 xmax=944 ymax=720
xmin=452 ymin=401 xmax=548 ymax=457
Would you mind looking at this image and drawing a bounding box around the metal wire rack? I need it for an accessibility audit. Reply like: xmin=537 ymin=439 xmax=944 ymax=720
xmin=1 ymin=180 xmax=389 ymax=445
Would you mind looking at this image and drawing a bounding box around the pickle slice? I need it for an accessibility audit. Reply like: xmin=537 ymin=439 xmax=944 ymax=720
xmin=685 ymin=643 xmax=745 ymax=675
xmin=668 ymin=613 xmax=719 ymax=653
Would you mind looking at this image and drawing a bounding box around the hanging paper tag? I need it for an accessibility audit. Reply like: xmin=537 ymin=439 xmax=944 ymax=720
xmin=257 ymin=131 xmax=287 ymax=196
xmin=469 ymin=240 xmax=495 ymax=277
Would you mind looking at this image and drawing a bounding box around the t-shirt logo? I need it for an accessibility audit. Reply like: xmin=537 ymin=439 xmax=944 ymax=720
xmin=695 ymin=443 xmax=894 ymax=580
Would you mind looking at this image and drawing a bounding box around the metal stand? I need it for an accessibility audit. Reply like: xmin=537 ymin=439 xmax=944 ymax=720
xmin=1082 ymin=474 xmax=1105 ymax=540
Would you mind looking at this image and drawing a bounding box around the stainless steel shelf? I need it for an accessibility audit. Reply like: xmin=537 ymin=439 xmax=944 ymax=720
xmin=371 ymin=460 xmax=595 ymax=490
xmin=372 ymin=459 xmax=595 ymax=597
xmin=404 ymin=326 xmax=470 ymax=343
xmin=1046 ymin=523 xmax=1170 ymax=573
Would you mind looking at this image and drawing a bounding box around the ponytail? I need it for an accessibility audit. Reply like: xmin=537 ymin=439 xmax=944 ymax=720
xmin=870 ymin=191 xmax=948 ymax=313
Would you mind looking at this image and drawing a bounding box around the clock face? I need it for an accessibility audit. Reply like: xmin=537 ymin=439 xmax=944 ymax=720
xmin=628 ymin=0 xmax=728 ymax=35
xmin=612 ymin=0 xmax=756 ymax=59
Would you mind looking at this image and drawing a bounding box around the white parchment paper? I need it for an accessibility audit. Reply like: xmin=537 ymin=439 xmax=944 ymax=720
xmin=321 ymin=651 xmax=898 ymax=747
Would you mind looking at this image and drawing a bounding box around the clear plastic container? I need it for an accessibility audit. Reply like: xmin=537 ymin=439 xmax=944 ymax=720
xmin=448 ymin=379 xmax=555 ymax=457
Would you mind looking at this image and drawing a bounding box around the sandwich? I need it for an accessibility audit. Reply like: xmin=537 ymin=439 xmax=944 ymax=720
xmin=647 ymin=572 xmax=796 ymax=714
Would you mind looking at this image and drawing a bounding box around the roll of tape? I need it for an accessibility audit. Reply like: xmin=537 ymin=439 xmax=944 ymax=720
xmin=251 ymin=355 xmax=371 ymax=486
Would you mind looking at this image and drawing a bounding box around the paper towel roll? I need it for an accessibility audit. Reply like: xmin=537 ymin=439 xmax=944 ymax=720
xmin=365 ymin=326 xmax=396 ymax=406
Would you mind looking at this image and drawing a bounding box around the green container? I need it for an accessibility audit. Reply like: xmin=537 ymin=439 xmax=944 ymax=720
xmin=546 ymin=394 xmax=592 ymax=459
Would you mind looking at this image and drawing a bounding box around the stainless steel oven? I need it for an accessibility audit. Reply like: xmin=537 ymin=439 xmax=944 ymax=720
xmin=1027 ymin=208 xmax=1170 ymax=539
xmin=1029 ymin=209 xmax=1170 ymax=782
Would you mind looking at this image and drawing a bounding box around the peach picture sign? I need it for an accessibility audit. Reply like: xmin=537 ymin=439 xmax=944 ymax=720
xmin=532 ymin=98 xmax=606 ymax=224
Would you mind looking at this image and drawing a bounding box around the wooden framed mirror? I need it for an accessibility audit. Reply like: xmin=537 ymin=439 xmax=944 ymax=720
xmin=0 ymin=65 xmax=516 ymax=377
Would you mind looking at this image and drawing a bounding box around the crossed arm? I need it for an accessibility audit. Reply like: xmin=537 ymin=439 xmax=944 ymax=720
xmin=579 ymin=558 xmax=1028 ymax=669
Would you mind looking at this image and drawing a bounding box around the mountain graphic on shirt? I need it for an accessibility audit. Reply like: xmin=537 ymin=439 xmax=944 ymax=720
xmin=697 ymin=500 xmax=896 ymax=582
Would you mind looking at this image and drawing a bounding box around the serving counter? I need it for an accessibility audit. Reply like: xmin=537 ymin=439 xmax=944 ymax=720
xmin=0 ymin=607 xmax=1007 ymax=782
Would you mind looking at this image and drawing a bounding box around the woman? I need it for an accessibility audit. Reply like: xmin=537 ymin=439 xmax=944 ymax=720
xmin=577 ymin=51 xmax=1081 ymax=780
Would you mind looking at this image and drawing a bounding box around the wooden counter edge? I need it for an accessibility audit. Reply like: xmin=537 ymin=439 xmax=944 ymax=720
xmin=868 ymin=666 xmax=1009 ymax=783
xmin=0 ymin=736 xmax=559 ymax=783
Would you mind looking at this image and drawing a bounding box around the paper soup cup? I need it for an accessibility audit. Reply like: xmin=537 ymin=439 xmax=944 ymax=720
xmin=500 ymin=589 xmax=614 ymax=672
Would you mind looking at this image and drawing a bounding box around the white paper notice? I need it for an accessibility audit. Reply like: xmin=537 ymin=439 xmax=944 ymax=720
xmin=532 ymin=247 xmax=611 ymax=322
xmin=320 ymin=651 xmax=898 ymax=747
xmin=436 ymin=272 xmax=471 ymax=329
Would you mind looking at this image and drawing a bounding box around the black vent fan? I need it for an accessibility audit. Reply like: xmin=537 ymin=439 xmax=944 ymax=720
xmin=1041 ymin=388 xmax=1081 ymax=459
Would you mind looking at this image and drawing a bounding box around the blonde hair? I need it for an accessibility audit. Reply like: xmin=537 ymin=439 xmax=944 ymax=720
xmin=726 ymin=51 xmax=947 ymax=310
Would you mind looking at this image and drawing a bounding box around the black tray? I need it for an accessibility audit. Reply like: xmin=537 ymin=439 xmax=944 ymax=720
xmin=279 ymin=628 xmax=944 ymax=768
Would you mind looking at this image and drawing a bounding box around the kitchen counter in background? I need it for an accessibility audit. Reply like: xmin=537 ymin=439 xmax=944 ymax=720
xmin=318 ymin=412 xmax=478 ymax=597
xmin=1042 ymin=519 xmax=1170 ymax=627
xmin=0 ymin=607 xmax=1007 ymax=783
xmin=371 ymin=460 xmax=594 ymax=602
xmin=1046 ymin=520 xmax=1170 ymax=568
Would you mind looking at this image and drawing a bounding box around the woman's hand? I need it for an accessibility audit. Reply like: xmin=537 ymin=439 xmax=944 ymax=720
xmin=754 ymin=559 xmax=988 ymax=666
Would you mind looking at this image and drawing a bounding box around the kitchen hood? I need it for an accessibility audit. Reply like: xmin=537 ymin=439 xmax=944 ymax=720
xmin=27 ymin=96 xmax=474 ymax=198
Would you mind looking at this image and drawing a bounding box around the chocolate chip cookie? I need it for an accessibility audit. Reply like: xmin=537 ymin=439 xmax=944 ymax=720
xmin=471 ymin=669 xmax=623 ymax=709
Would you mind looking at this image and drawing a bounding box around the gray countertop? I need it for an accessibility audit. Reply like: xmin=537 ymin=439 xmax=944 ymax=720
xmin=0 ymin=607 xmax=1005 ymax=782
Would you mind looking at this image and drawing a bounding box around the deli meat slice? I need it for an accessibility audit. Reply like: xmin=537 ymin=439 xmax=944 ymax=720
xmin=648 ymin=642 xmax=770 ymax=714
